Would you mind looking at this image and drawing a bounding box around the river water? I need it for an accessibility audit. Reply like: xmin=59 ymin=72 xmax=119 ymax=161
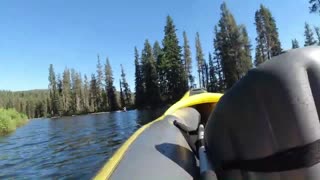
xmin=0 ymin=109 xmax=164 ymax=179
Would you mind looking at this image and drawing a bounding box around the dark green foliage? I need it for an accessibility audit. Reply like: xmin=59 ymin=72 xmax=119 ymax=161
xmin=214 ymin=2 xmax=252 ymax=89
xmin=62 ymin=68 xmax=71 ymax=114
xmin=182 ymin=31 xmax=193 ymax=88
xmin=153 ymin=41 xmax=163 ymax=65
xmin=254 ymin=4 xmax=282 ymax=66
xmin=153 ymin=41 xmax=167 ymax=99
xmin=162 ymin=16 xmax=187 ymax=102
xmin=89 ymin=74 xmax=98 ymax=112
xmin=134 ymin=47 xmax=145 ymax=109
xmin=120 ymin=64 xmax=132 ymax=107
xmin=119 ymin=80 xmax=126 ymax=108
xmin=96 ymin=55 xmax=104 ymax=111
xmin=105 ymin=58 xmax=119 ymax=111
xmin=203 ymin=60 xmax=209 ymax=89
xmin=48 ymin=64 xmax=59 ymax=116
xmin=304 ymin=22 xmax=317 ymax=46
xmin=213 ymin=26 xmax=225 ymax=91
xmin=238 ymin=26 xmax=253 ymax=76
xmin=207 ymin=53 xmax=219 ymax=92
xmin=0 ymin=90 xmax=49 ymax=118
xmin=309 ymin=0 xmax=320 ymax=14
xmin=141 ymin=40 xmax=161 ymax=107
xmin=292 ymin=39 xmax=300 ymax=49
xmin=315 ymin=27 xmax=320 ymax=45
xmin=195 ymin=32 xmax=205 ymax=88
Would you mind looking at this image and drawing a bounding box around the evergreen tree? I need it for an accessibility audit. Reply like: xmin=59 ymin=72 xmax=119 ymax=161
xmin=215 ymin=2 xmax=252 ymax=89
xmin=89 ymin=74 xmax=98 ymax=112
xmin=141 ymin=39 xmax=161 ymax=107
xmin=120 ymin=64 xmax=132 ymax=106
xmin=162 ymin=16 xmax=187 ymax=101
xmin=119 ymin=79 xmax=125 ymax=108
xmin=309 ymin=0 xmax=320 ymax=14
xmin=203 ymin=60 xmax=209 ymax=89
xmin=254 ymin=4 xmax=282 ymax=66
xmin=48 ymin=64 xmax=59 ymax=116
xmin=208 ymin=53 xmax=219 ymax=92
xmin=56 ymin=74 xmax=63 ymax=115
xmin=62 ymin=68 xmax=71 ymax=114
xmin=183 ymin=31 xmax=193 ymax=88
xmin=304 ymin=22 xmax=317 ymax=46
xmin=153 ymin=41 xmax=162 ymax=65
xmin=134 ymin=47 xmax=145 ymax=108
xmin=238 ymin=25 xmax=253 ymax=77
xmin=195 ymin=32 xmax=205 ymax=88
xmin=105 ymin=58 xmax=119 ymax=111
xmin=213 ymin=25 xmax=225 ymax=91
xmin=96 ymin=55 xmax=104 ymax=111
xmin=83 ymin=74 xmax=90 ymax=112
xmin=292 ymin=39 xmax=300 ymax=49
xmin=314 ymin=26 xmax=320 ymax=45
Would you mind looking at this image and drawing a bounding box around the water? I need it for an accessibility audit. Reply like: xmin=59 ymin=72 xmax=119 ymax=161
xmin=0 ymin=109 xmax=164 ymax=179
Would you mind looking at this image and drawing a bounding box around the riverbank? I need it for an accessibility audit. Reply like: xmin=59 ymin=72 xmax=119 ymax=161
xmin=0 ymin=108 xmax=28 ymax=135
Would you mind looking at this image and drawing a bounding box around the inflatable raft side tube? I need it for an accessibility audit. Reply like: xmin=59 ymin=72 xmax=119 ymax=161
xmin=94 ymin=115 xmax=165 ymax=180
xmin=165 ymin=93 xmax=222 ymax=116
xmin=94 ymin=92 xmax=222 ymax=180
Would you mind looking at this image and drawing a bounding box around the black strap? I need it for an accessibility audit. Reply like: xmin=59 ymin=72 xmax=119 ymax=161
xmin=173 ymin=120 xmax=198 ymax=157
xmin=222 ymin=139 xmax=320 ymax=172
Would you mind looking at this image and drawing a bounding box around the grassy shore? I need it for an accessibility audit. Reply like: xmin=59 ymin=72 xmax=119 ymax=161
xmin=0 ymin=108 xmax=28 ymax=135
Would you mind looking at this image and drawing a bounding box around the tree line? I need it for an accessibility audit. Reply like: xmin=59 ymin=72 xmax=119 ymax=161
xmin=47 ymin=58 xmax=133 ymax=116
xmin=0 ymin=90 xmax=49 ymax=118
xmin=135 ymin=2 xmax=280 ymax=106
xmin=1 ymin=1 xmax=319 ymax=118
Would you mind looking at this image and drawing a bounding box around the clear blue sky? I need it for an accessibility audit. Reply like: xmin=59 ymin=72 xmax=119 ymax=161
xmin=0 ymin=0 xmax=318 ymax=91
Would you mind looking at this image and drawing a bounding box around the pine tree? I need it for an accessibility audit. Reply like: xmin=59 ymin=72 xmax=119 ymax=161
xmin=48 ymin=64 xmax=59 ymax=116
xmin=314 ymin=26 xmax=320 ymax=45
xmin=309 ymin=0 xmax=320 ymax=14
xmin=195 ymin=32 xmax=205 ymax=88
xmin=208 ymin=53 xmax=218 ymax=92
xmin=238 ymin=25 xmax=253 ymax=77
xmin=89 ymin=74 xmax=98 ymax=112
xmin=213 ymin=25 xmax=225 ymax=91
xmin=162 ymin=16 xmax=187 ymax=101
xmin=62 ymin=68 xmax=71 ymax=114
xmin=141 ymin=39 xmax=161 ymax=107
xmin=105 ymin=58 xmax=119 ymax=111
xmin=203 ymin=60 xmax=209 ymax=89
xmin=254 ymin=4 xmax=282 ymax=66
xmin=120 ymin=64 xmax=132 ymax=106
xmin=119 ymin=80 xmax=125 ymax=108
xmin=215 ymin=2 xmax=252 ymax=89
xmin=304 ymin=22 xmax=317 ymax=46
xmin=292 ymin=39 xmax=300 ymax=49
xmin=83 ymin=74 xmax=90 ymax=112
xmin=153 ymin=41 xmax=162 ymax=65
xmin=96 ymin=55 xmax=104 ymax=111
xmin=183 ymin=31 xmax=193 ymax=88
xmin=134 ymin=47 xmax=145 ymax=108
xmin=56 ymin=74 xmax=63 ymax=115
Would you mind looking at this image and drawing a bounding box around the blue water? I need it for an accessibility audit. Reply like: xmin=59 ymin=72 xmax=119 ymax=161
xmin=0 ymin=109 xmax=164 ymax=179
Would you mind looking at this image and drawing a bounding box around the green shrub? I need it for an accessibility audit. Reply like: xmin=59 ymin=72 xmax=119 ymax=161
xmin=0 ymin=108 xmax=28 ymax=135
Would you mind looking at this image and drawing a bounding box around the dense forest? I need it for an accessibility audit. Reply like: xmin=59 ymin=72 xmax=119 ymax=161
xmin=0 ymin=1 xmax=319 ymax=118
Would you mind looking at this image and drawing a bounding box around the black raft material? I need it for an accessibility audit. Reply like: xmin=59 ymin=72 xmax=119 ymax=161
xmin=205 ymin=47 xmax=320 ymax=180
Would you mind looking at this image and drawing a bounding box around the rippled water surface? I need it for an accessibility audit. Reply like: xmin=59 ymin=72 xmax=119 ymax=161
xmin=0 ymin=109 xmax=164 ymax=179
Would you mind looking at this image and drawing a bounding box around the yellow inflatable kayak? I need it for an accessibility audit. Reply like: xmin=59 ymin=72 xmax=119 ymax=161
xmin=94 ymin=89 xmax=222 ymax=180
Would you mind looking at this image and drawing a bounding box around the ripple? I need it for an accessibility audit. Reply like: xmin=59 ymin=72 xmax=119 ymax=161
xmin=0 ymin=109 xmax=164 ymax=179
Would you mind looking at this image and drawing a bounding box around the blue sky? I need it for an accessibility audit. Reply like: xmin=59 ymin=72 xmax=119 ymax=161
xmin=0 ymin=0 xmax=318 ymax=91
